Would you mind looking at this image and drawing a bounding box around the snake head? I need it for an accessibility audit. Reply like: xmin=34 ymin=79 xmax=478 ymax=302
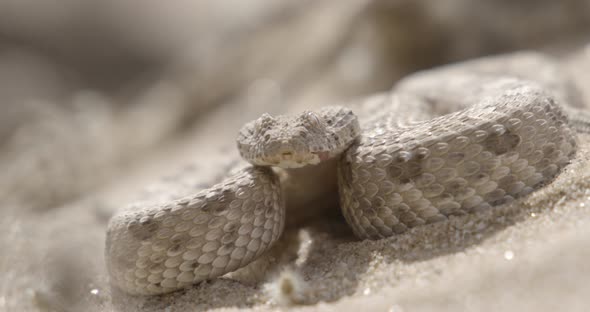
xmin=237 ymin=106 xmax=360 ymax=168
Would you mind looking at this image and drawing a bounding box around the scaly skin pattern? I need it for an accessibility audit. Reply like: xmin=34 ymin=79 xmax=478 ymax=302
xmin=105 ymin=167 xmax=284 ymax=295
xmin=105 ymin=52 xmax=589 ymax=295
xmin=339 ymin=78 xmax=576 ymax=239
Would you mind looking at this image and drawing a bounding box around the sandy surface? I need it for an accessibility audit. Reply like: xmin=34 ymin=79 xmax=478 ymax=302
xmin=1 ymin=13 xmax=590 ymax=312
xmin=2 ymin=75 xmax=590 ymax=312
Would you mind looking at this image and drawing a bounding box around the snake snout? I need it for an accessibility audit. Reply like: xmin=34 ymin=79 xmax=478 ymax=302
xmin=277 ymin=139 xmax=306 ymax=156
xmin=280 ymin=151 xmax=294 ymax=162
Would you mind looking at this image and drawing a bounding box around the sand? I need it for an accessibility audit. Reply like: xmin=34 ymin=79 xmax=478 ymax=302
xmin=2 ymin=86 xmax=590 ymax=312
xmin=1 ymin=27 xmax=590 ymax=312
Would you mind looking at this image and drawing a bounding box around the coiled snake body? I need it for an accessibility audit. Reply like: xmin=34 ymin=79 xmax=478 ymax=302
xmin=105 ymin=52 xmax=590 ymax=295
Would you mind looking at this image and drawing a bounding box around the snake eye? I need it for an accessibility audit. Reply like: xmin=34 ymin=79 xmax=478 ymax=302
xmin=299 ymin=111 xmax=324 ymax=129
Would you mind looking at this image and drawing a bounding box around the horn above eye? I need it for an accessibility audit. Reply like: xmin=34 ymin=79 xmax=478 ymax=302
xmin=299 ymin=111 xmax=324 ymax=128
xmin=259 ymin=113 xmax=276 ymax=124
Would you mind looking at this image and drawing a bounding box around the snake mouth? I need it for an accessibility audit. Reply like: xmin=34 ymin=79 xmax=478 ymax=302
xmin=255 ymin=152 xmax=321 ymax=168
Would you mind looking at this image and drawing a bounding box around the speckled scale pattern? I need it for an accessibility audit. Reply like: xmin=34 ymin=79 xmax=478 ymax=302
xmin=338 ymin=78 xmax=577 ymax=239
xmin=105 ymin=166 xmax=284 ymax=295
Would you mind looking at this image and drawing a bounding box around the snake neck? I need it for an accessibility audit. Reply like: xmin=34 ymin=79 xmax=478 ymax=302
xmin=278 ymin=157 xmax=341 ymax=227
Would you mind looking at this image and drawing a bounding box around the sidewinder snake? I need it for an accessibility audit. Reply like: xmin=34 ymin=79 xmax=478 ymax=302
xmin=105 ymin=52 xmax=590 ymax=295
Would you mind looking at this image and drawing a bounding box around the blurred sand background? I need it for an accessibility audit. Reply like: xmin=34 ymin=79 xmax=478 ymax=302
xmin=0 ymin=1 xmax=590 ymax=311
